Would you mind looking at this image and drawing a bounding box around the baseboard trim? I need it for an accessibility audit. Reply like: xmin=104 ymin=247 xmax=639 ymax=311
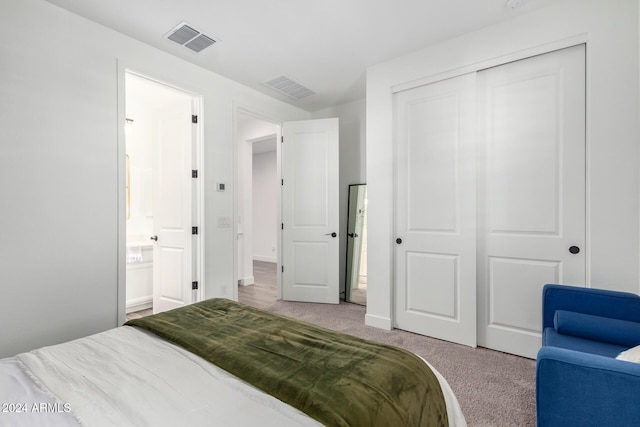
xmin=253 ymin=255 xmax=277 ymax=263
xmin=238 ymin=276 xmax=255 ymax=286
xmin=365 ymin=313 xmax=392 ymax=330
xmin=126 ymin=297 xmax=152 ymax=313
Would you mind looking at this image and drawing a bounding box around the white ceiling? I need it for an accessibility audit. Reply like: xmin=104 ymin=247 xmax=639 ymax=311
xmin=46 ymin=0 xmax=557 ymax=112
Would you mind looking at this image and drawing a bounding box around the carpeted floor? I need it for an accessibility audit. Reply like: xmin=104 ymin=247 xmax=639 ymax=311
xmin=265 ymin=300 xmax=537 ymax=427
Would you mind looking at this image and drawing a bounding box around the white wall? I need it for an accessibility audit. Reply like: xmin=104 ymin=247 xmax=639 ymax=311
xmin=367 ymin=0 xmax=640 ymax=328
xmin=312 ymin=99 xmax=366 ymax=296
xmin=0 ymin=0 xmax=309 ymax=358
xmin=253 ymin=150 xmax=278 ymax=263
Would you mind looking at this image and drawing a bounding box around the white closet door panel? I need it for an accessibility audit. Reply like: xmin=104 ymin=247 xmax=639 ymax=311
xmin=405 ymin=93 xmax=459 ymax=232
xmin=394 ymin=73 xmax=477 ymax=347
xmin=488 ymin=74 xmax=560 ymax=234
xmin=406 ymin=252 xmax=457 ymax=318
xmin=488 ymin=257 xmax=560 ymax=332
xmin=477 ymin=45 xmax=586 ymax=358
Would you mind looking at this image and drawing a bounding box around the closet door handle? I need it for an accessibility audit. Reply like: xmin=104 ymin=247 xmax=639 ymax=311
xmin=569 ymin=246 xmax=580 ymax=254
xmin=325 ymin=232 xmax=337 ymax=238
xmin=150 ymin=235 xmax=158 ymax=241
xmin=396 ymin=238 xmax=402 ymax=244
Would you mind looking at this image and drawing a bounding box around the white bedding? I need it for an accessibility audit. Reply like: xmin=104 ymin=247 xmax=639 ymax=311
xmin=3 ymin=326 xmax=466 ymax=426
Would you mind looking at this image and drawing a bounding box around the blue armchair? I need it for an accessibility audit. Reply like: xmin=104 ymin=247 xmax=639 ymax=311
xmin=536 ymin=284 xmax=640 ymax=426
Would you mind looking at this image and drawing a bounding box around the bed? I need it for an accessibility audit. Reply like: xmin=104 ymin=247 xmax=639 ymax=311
xmin=1 ymin=298 xmax=467 ymax=426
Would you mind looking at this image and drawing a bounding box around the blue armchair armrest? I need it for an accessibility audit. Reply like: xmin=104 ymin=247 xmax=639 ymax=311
xmin=536 ymin=346 xmax=640 ymax=427
xmin=542 ymin=284 xmax=640 ymax=330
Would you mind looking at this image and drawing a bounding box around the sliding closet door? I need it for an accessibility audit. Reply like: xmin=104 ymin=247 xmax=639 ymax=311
xmin=393 ymin=73 xmax=477 ymax=347
xmin=476 ymin=45 xmax=586 ymax=358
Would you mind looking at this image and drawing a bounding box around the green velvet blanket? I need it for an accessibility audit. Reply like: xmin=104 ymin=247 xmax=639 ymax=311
xmin=126 ymin=299 xmax=448 ymax=427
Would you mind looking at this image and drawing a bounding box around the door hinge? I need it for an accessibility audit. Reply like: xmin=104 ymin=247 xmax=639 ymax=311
xmin=281 ymin=136 xmax=284 ymax=143
xmin=281 ymin=223 xmax=284 ymax=230
xmin=192 ymin=115 xmax=198 ymax=124
xmin=192 ymin=281 xmax=198 ymax=290
xmin=192 ymin=170 xmax=198 ymax=178
xmin=192 ymin=226 xmax=198 ymax=235
xmin=281 ymin=266 xmax=284 ymax=272
xmin=281 ymin=179 xmax=284 ymax=186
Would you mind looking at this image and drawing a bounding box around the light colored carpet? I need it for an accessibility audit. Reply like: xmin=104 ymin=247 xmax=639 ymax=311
xmin=265 ymin=300 xmax=536 ymax=427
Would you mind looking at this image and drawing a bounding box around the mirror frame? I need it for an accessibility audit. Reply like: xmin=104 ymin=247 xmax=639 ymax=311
xmin=345 ymin=183 xmax=366 ymax=305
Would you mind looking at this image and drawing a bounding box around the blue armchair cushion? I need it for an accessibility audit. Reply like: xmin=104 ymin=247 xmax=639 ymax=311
xmin=554 ymin=310 xmax=640 ymax=348
xmin=544 ymin=327 xmax=629 ymax=358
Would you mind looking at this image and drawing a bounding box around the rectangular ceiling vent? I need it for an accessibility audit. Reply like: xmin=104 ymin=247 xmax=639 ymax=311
xmin=165 ymin=22 xmax=216 ymax=53
xmin=263 ymin=75 xmax=316 ymax=100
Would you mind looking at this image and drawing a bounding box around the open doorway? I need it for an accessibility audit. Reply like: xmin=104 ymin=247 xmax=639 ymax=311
xmin=124 ymin=72 xmax=203 ymax=319
xmin=236 ymin=111 xmax=281 ymax=309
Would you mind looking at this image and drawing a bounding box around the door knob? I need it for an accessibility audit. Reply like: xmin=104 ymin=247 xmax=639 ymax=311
xmin=150 ymin=235 xmax=158 ymax=241
xmin=325 ymin=232 xmax=337 ymax=238
xmin=569 ymin=246 xmax=580 ymax=254
xmin=396 ymin=238 xmax=402 ymax=244
xmin=348 ymin=233 xmax=359 ymax=238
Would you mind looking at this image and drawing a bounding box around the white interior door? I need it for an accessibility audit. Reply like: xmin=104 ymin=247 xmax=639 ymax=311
xmin=281 ymin=118 xmax=339 ymax=304
xmin=152 ymin=96 xmax=196 ymax=313
xmin=393 ymin=73 xmax=477 ymax=347
xmin=476 ymin=45 xmax=586 ymax=358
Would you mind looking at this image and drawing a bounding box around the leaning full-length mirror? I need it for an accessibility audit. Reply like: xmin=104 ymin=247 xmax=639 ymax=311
xmin=345 ymin=184 xmax=367 ymax=305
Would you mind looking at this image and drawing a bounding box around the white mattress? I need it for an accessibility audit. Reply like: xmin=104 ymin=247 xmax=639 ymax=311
xmin=2 ymin=326 xmax=466 ymax=426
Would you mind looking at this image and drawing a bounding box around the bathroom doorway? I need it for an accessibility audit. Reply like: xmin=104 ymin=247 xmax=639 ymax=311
xmin=124 ymin=72 xmax=203 ymax=318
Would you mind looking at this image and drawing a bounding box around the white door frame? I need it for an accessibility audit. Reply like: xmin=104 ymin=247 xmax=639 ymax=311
xmin=117 ymin=66 xmax=205 ymax=325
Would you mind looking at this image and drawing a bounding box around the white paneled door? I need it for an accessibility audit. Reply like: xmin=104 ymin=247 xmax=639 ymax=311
xmin=152 ymin=95 xmax=196 ymax=313
xmin=477 ymin=45 xmax=586 ymax=358
xmin=281 ymin=118 xmax=340 ymax=304
xmin=394 ymin=73 xmax=478 ymax=347
xmin=393 ymin=45 xmax=586 ymax=357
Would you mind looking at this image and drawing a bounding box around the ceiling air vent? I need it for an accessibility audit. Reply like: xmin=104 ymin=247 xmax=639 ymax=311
xmin=165 ymin=22 xmax=216 ymax=53
xmin=263 ymin=75 xmax=316 ymax=100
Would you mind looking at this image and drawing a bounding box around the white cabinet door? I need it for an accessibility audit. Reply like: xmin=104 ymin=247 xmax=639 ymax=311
xmin=476 ymin=45 xmax=586 ymax=358
xmin=281 ymin=118 xmax=340 ymax=304
xmin=393 ymin=73 xmax=478 ymax=347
